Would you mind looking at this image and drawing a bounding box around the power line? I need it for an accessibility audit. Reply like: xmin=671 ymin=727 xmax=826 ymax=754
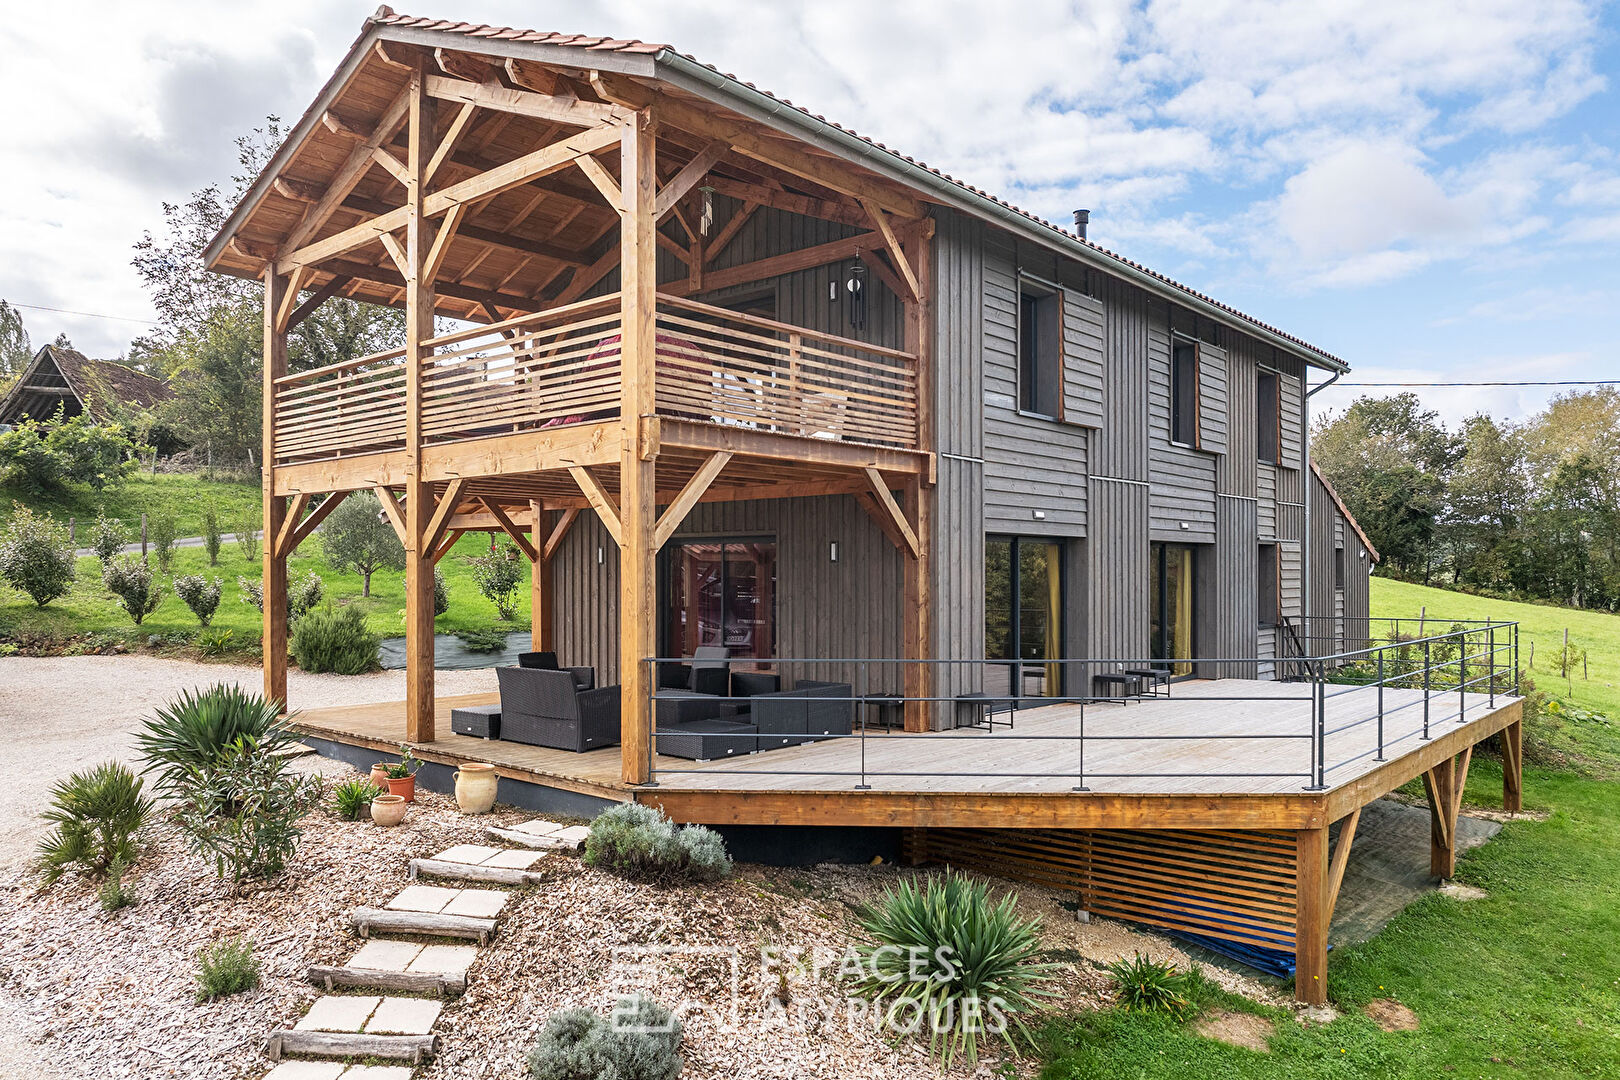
xmin=1333 ymin=380 xmax=1620 ymax=388
xmin=3 ymin=301 xmax=158 ymax=326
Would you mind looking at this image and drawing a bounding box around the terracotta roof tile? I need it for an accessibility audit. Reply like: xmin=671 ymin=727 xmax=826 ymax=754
xmin=356 ymin=7 xmax=1344 ymax=366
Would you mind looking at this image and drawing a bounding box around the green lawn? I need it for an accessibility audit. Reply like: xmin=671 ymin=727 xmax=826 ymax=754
xmin=0 ymin=472 xmax=260 ymax=539
xmin=0 ymin=531 xmax=533 ymax=650
xmin=1371 ymin=577 xmax=1620 ymax=775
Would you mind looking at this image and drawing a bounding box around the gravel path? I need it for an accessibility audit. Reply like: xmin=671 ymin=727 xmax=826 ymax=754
xmin=0 ymin=655 xmax=496 ymax=1077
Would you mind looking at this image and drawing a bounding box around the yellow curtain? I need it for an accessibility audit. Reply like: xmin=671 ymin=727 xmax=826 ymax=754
xmin=1045 ymin=543 xmax=1062 ymax=692
xmin=1172 ymin=547 xmax=1194 ymax=676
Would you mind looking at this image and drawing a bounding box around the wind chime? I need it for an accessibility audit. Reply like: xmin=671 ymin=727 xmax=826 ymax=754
xmin=846 ymin=254 xmax=867 ymax=332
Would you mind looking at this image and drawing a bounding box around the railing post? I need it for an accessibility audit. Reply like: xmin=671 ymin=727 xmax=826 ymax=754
xmin=1376 ymin=650 xmax=1385 ymax=761
xmin=643 ymin=658 xmax=658 ymax=787
xmin=1458 ymin=632 xmax=1468 ymax=724
xmin=1488 ymin=624 xmax=1496 ymax=707
xmin=1422 ymin=638 xmax=1432 ymax=740
xmin=1073 ymin=697 xmax=1089 ymax=792
xmin=854 ymin=664 xmax=869 ymax=790
xmin=1514 ymin=625 xmax=1521 ymax=696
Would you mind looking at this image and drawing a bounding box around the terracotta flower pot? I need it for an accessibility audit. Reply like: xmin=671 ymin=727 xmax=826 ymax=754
xmin=370 ymin=794 xmax=408 ymax=827
xmin=386 ymin=774 xmax=416 ymax=803
xmin=369 ymin=763 xmax=390 ymax=791
xmin=454 ymin=763 xmax=498 ymax=815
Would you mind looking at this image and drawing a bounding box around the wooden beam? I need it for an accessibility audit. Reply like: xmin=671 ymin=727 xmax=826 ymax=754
xmin=1502 ymin=719 xmax=1523 ymax=813
xmin=274 ymin=175 xmax=323 ymax=203
xmin=1294 ymin=826 xmax=1330 ymax=1004
xmin=374 ymin=485 xmax=408 ymax=544
xmin=282 ymin=88 xmax=412 ymax=256
xmin=702 ymin=200 xmax=758 ymax=266
xmin=423 ymin=202 xmax=465 ymax=284
xmin=655 ymin=140 xmax=728 ymax=221
xmin=855 ymin=491 xmax=908 ymax=552
xmin=862 ymin=468 xmax=920 ymax=557
xmin=574 ymin=152 xmax=623 ymax=209
xmin=274 ymin=493 xmax=311 ymax=558
xmin=376 ymin=229 xmax=410 ymax=277
xmin=431 ymin=528 xmax=464 ymax=564
xmin=424 ymin=102 xmax=477 ymax=186
xmin=1324 ymin=806 xmax=1361 ymax=926
xmin=654 ymin=452 xmax=731 ymax=549
xmin=373 ymin=39 xmax=413 ymax=71
xmin=478 ymin=496 xmax=539 ymax=561
xmin=283 ymin=275 xmax=350 ymax=331
xmin=274 ymin=266 xmax=309 ymax=334
xmin=287 ymin=490 xmax=350 ymax=552
xmin=569 ymin=465 xmax=623 ymax=547
xmin=530 ymin=498 xmax=552 ymax=652
xmin=504 ymin=58 xmax=577 ymax=98
xmin=662 ymin=228 xmax=896 ymax=298
xmin=424 ymin=74 xmax=626 ymax=127
xmin=860 ymin=198 xmax=922 ymax=302
xmin=403 ymin=62 xmax=438 ymax=745
xmin=423 ymin=478 xmax=466 ymax=555
xmin=318 ymin=257 xmax=540 ymax=316
xmin=372 ymin=146 xmax=410 ymax=187
xmin=543 ymin=507 xmax=581 ymax=560
xmin=701 ymin=176 xmax=864 ymax=228
xmin=262 ymin=270 xmax=289 ymax=714
xmin=341 ymin=194 xmax=592 ymax=268
xmin=433 ymin=46 xmax=504 ymax=85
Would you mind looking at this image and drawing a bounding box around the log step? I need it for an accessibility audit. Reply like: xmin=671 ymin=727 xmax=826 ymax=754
xmin=486 ymin=824 xmax=585 ymax=851
xmin=408 ymin=857 xmax=545 ymax=886
xmin=307 ymin=964 xmax=467 ymax=997
xmin=264 ymin=1028 xmax=439 ymax=1063
xmin=351 ymin=906 xmax=498 ymax=944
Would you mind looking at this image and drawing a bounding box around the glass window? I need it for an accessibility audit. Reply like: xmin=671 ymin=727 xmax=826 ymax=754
xmin=1258 ymin=544 xmax=1280 ymax=627
xmin=1334 ymin=545 xmax=1346 ymax=592
xmin=985 ymin=536 xmax=1063 ymax=697
xmin=1018 ymin=283 xmax=1062 ymax=416
xmin=1151 ymin=542 xmax=1197 ymax=676
xmin=1257 ymin=370 xmax=1280 ymax=463
xmin=1172 ymin=339 xmax=1199 ymax=446
xmin=664 ymin=538 xmax=776 ymax=661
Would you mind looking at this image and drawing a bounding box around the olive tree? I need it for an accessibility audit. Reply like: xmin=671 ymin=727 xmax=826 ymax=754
xmin=320 ymin=492 xmax=404 ymax=597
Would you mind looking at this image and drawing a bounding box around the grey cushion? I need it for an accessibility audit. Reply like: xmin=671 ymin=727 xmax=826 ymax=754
xmin=655 ymin=719 xmax=758 ymax=761
xmin=497 ymin=667 xmax=619 ymax=752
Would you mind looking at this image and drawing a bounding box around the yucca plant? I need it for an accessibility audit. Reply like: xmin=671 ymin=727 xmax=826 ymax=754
xmin=136 ymin=684 xmax=297 ymax=804
xmin=37 ymin=761 xmax=152 ymax=885
xmin=849 ymin=870 xmax=1060 ymax=1066
xmin=1106 ymin=952 xmax=1193 ymax=1018
xmin=331 ymin=777 xmax=384 ymax=821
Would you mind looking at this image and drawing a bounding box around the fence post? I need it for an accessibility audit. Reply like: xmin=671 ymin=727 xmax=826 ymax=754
xmin=1376 ymin=650 xmax=1385 ymax=761
xmin=141 ymin=513 xmax=148 ymax=560
xmin=1422 ymin=639 xmax=1432 ymax=740
xmin=68 ymin=517 xmax=76 ymax=545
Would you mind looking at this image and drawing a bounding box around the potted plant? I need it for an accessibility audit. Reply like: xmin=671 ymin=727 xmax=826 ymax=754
xmin=369 ymin=762 xmax=391 ymax=790
xmin=371 ymin=793 xmax=408 ymax=826
xmin=383 ymin=744 xmax=421 ymax=802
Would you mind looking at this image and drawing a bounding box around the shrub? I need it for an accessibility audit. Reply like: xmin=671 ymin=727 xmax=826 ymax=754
xmin=1106 ymin=952 xmax=1193 ymax=1018
xmin=103 ymin=556 xmax=163 ymax=625
xmin=91 ymin=512 xmax=128 ymax=565
xmin=135 ymin=683 xmax=299 ymax=800
xmin=171 ymin=737 xmax=323 ymax=882
xmin=456 ymin=626 xmax=510 ymax=653
xmin=434 ymin=565 xmax=449 ymax=616
xmin=149 ymin=513 xmax=178 ymax=572
xmin=0 ymin=504 xmax=75 ymax=607
xmin=197 ymin=628 xmax=237 ymax=657
xmin=321 ymin=492 xmax=404 ymax=597
xmin=239 ymin=570 xmax=323 ymax=621
xmin=850 ymin=870 xmax=1059 ymax=1066
xmin=235 ymin=503 xmax=262 ymax=563
xmin=0 ymin=408 xmax=136 ymax=492
xmin=36 ymin=762 xmax=152 ymax=885
xmin=583 ymin=802 xmax=731 ymax=884
xmin=527 ymin=997 xmax=682 ymax=1080
xmin=290 ymin=602 xmax=379 ymax=675
xmin=468 ymin=540 xmax=525 ymax=620
xmin=195 ymin=937 xmax=260 ymax=1002
xmin=201 ymin=506 xmax=222 ymax=566
xmin=98 ymin=856 xmax=136 ymax=912
xmin=332 ymin=777 xmax=384 ymax=820
xmin=173 ymin=574 xmax=223 ymax=626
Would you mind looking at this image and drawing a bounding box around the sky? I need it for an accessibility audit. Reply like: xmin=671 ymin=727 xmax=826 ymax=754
xmin=2 ymin=0 xmax=1617 ymax=427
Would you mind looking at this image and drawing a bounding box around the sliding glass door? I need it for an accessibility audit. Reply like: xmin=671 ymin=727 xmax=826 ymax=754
xmin=662 ymin=538 xmax=776 ymax=662
xmin=985 ymin=537 xmax=1063 ymax=698
xmin=1150 ymin=542 xmax=1196 ymax=677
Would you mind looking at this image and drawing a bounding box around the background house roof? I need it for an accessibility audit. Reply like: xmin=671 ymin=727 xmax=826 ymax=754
xmin=0 ymin=345 xmax=169 ymax=425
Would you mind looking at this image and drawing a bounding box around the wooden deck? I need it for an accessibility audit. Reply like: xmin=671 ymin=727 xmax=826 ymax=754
xmin=293 ymin=677 xmax=1522 ymax=830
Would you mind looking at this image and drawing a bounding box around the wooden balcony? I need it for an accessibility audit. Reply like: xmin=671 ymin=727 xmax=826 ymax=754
xmin=271 ymin=293 xmax=919 ymax=468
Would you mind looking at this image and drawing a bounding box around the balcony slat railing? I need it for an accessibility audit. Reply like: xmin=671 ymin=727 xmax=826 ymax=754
xmin=271 ymin=290 xmax=920 ymax=466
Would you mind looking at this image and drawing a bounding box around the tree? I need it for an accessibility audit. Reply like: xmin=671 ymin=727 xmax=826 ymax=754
xmin=0 ymin=505 xmax=75 ymax=607
xmin=1443 ymin=414 xmax=1528 ymax=592
xmin=468 ymin=540 xmax=525 ymax=620
xmin=0 ymin=300 xmax=30 ymax=392
xmin=320 ymin=492 xmax=404 ymax=597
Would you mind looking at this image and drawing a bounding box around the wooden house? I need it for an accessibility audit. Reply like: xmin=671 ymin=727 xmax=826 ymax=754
xmin=0 ymin=344 xmax=169 ymax=427
xmin=202 ymin=8 xmax=1522 ymax=1001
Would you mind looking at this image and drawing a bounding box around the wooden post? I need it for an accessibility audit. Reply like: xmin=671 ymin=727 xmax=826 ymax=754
xmin=901 ymin=223 xmax=935 ymax=732
xmin=140 ymin=513 xmax=148 ymax=559
xmin=530 ymin=499 xmax=552 ymax=652
xmin=618 ymin=110 xmax=658 ymax=784
xmin=402 ymin=62 xmax=437 ymax=743
xmin=1424 ymin=755 xmax=1457 ymax=879
xmin=262 ymin=270 xmax=289 ymax=713
xmin=1502 ymin=716 xmax=1523 ymax=814
xmin=1294 ymin=825 xmax=1330 ymax=1004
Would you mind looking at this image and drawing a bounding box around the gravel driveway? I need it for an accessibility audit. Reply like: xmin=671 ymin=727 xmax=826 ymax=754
xmin=0 ymin=655 xmax=497 ymax=1076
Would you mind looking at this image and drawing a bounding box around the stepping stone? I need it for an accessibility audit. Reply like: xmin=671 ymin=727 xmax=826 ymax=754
xmin=433 ymin=843 xmax=503 ymax=865
xmin=553 ymin=824 xmax=590 ymax=845
xmin=484 ymin=848 xmax=544 ymax=870
xmin=349 ymin=940 xmax=422 ymax=973
xmin=408 ymin=943 xmax=478 ymax=977
xmin=366 ymin=996 xmax=443 ymax=1035
xmin=266 ymin=1064 xmax=345 ymax=1080
xmin=442 ymin=889 xmax=508 ymax=919
xmin=487 ymin=822 xmax=588 ymax=851
xmin=296 ymin=995 xmax=380 ymax=1032
xmin=341 ymin=1068 xmax=414 ymax=1080
xmin=510 ymin=819 xmax=564 ymax=836
xmin=387 ymin=884 xmax=460 ymax=913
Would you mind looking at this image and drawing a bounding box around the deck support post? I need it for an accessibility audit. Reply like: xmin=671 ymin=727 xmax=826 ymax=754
xmin=1502 ymin=717 xmax=1522 ymax=814
xmin=900 ymin=223 xmax=935 ymax=733
xmin=1293 ymin=825 xmax=1330 ymax=1005
xmin=402 ymin=61 xmax=438 ymax=744
xmin=618 ymin=110 xmax=658 ymax=784
xmin=530 ymin=500 xmax=552 ymax=652
xmin=1421 ymin=746 xmax=1471 ymax=880
xmin=262 ymin=269 xmax=289 ymax=714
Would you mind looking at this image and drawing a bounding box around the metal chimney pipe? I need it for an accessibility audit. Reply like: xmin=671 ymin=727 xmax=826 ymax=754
xmin=1073 ymin=209 xmax=1090 ymax=240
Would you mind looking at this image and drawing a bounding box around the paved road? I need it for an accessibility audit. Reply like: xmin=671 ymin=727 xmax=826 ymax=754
xmin=72 ymin=532 xmax=254 ymax=559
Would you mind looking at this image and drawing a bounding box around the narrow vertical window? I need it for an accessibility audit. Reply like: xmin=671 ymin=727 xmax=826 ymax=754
xmin=1171 ymin=338 xmax=1199 ymax=445
xmin=1334 ymin=545 xmax=1346 ymax=592
xmin=1258 ymin=544 xmax=1280 ymax=627
xmin=1257 ymin=369 xmax=1280 ymax=464
xmin=1018 ymin=282 xmax=1062 ymax=416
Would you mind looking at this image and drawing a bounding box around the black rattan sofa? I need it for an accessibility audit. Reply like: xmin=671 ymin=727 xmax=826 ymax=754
xmin=496 ymin=666 xmax=619 ymax=752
